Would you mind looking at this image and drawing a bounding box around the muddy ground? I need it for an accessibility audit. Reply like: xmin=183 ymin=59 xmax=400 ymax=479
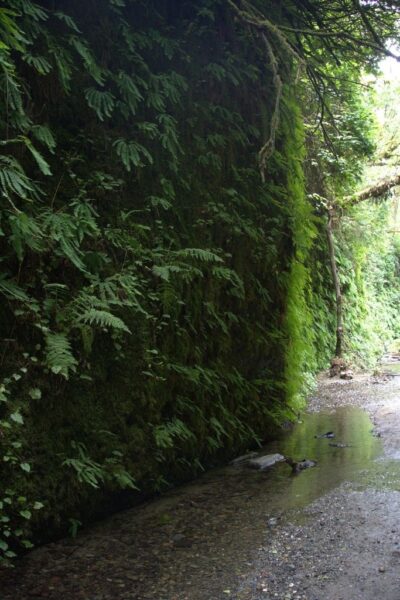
xmin=1 ymin=370 xmax=400 ymax=600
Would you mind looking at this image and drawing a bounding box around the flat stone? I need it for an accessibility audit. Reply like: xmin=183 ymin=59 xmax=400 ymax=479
xmin=247 ymin=453 xmax=285 ymax=470
xmin=230 ymin=452 xmax=258 ymax=466
xmin=340 ymin=370 xmax=354 ymax=380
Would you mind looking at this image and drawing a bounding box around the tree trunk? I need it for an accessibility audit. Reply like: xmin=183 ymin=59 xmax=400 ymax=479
xmin=326 ymin=210 xmax=343 ymax=357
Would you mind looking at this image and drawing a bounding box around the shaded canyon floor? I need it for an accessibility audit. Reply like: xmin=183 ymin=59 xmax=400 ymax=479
xmin=2 ymin=365 xmax=400 ymax=600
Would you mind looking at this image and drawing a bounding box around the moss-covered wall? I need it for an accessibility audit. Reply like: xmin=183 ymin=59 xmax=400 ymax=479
xmin=0 ymin=0 xmax=334 ymax=551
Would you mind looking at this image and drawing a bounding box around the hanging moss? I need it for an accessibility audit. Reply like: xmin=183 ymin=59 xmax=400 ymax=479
xmin=280 ymin=96 xmax=321 ymax=410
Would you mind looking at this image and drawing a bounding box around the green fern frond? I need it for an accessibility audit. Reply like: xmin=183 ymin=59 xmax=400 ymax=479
xmin=113 ymin=138 xmax=153 ymax=171
xmin=41 ymin=210 xmax=87 ymax=271
xmin=0 ymin=156 xmax=36 ymax=199
xmin=212 ymin=266 xmax=245 ymax=298
xmin=19 ymin=1 xmax=48 ymax=22
xmin=78 ymin=308 xmax=131 ymax=334
xmin=173 ymin=248 xmax=223 ymax=263
xmin=45 ymin=332 xmax=77 ymax=379
xmin=157 ymin=113 xmax=181 ymax=158
xmin=23 ymin=54 xmax=52 ymax=75
xmin=54 ymin=11 xmax=80 ymax=33
xmin=22 ymin=137 xmax=52 ymax=175
xmin=148 ymin=196 xmax=172 ymax=210
xmin=154 ymin=418 xmax=195 ymax=450
xmin=116 ymin=71 xmax=143 ymax=114
xmin=85 ymin=88 xmax=114 ymax=120
xmin=8 ymin=211 xmax=44 ymax=259
xmin=0 ymin=8 xmax=27 ymax=51
xmin=152 ymin=264 xmax=184 ymax=281
xmin=31 ymin=125 xmax=56 ymax=153
xmin=0 ymin=275 xmax=29 ymax=301
xmin=0 ymin=68 xmax=23 ymax=112
xmin=51 ymin=44 xmax=73 ymax=90
xmin=70 ymin=37 xmax=104 ymax=84
xmin=137 ymin=122 xmax=159 ymax=139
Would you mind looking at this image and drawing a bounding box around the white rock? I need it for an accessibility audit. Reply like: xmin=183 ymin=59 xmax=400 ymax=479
xmin=247 ymin=453 xmax=285 ymax=470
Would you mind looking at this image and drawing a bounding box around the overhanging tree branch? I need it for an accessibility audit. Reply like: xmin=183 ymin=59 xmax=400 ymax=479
xmin=345 ymin=173 xmax=400 ymax=205
xmin=227 ymin=0 xmax=302 ymax=181
xmin=227 ymin=0 xmax=400 ymax=178
xmin=258 ymin=33 xmax=282 ymax=182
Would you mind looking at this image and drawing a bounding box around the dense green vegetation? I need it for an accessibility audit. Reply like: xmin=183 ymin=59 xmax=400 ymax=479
xmin=333 ymin=69 xmax=400 ymax=365
xmin=0 ymin=0 xmax=399 ymax=562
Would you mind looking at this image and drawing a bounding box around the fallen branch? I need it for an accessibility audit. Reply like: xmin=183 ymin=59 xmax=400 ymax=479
xmin=345 ymin=173 xmax=400 ymax=205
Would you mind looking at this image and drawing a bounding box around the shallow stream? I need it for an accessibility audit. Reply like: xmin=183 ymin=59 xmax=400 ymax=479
xmin=247 ymin=405 xmax=382 ymax=511
xmin=3 ymin=387 xmax=400 ymax=600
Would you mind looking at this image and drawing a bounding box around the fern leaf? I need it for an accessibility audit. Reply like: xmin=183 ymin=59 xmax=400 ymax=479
xmin=113 ymin=138 xmax=153 ymax=171
xmin=23 ymin=54 xmax=52 ymax=75
xmin=8 ymin=211 xmax=44 ymax=259
xmin=52 ymin=46 xmax=73 ymax=91
xmin=116 ymin=71 xmax=143 ymax=115
xmin=0 ymin=156 xmax=35 ymax=199
xmin=54 ymin=11 xmax=81 ymax=33
xmin=173 ymin=248 xmax=223 ymax=263
xmin=69 ymin=37 xmax=104 ymax=84
xmin=85 ymin=88 xmax=114 ymax=120
xmin=45 ymin=332 xmax=77 ymax=379
xmin=78 ymin=308 xmax=131 ymax=334
xmin=0 ymin=276 xmax=29 ymax=301
xmin=152 ymin=265 xmax=184 ymax=281
xmin=22 ymin=137 xmax=52 ymax=175
xmin=31 ymin=125 xmax=56 ymax=153
xmin=148 ymin=196 xmax=172 ymax=210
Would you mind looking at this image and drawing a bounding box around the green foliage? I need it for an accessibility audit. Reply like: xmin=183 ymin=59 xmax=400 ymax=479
xmin=0 ymin=0 xmax=388 ymax=563
xmin=62 ymin=442 xmax=137 ymax=490
xmin=0 ymin=369 xmax=44 ymax=564
xmin=45 ymin=333 xmax=77 ymax=379
xmin=336 ymin=201 xmax=400 ymax=365
xmin=113 ymin=138 xmax=153 ymax=171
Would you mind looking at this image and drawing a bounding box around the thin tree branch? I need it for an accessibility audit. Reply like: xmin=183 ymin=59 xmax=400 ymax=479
xmin=258 ymin=33 xmax=282 ymax=182
xmin=345 ymin=173 xmax=400 ymax=204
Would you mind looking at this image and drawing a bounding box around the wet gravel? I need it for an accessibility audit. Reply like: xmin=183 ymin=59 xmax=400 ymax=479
xmin=236 ymin=486 xmax=400 ymax=600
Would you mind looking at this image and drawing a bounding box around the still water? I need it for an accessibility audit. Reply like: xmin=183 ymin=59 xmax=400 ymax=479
xmin=252 ymin=405 xmax=384 ymax=512
xmin=4 ymin=404 xmax=400 ymax=600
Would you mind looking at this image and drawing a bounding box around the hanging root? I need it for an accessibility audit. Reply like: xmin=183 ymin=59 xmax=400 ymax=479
xmin=258 ymin=33 xmax=282 ymax=182
xmin=227 ymin=0 xmax=303 ymax=181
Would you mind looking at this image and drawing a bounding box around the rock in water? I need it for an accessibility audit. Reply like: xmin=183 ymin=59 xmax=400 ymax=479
xmin=230 ymin=452 xmax=258 ymax=466
xmin=286 ymin=457 xmax=317 ymax=473
xmin=247 ymin=453 xmax=285 ymax=470
xmin=314 ymin=431 xmax=335 ymax=439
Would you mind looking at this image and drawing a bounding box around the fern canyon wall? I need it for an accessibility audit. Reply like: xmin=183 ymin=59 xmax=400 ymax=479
xmin=1 ymin=0 xmax=353 ymax=553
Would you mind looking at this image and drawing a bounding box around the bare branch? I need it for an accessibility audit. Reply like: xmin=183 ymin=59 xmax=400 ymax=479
xmin=345 ymin=173 xmax=400 ymax=204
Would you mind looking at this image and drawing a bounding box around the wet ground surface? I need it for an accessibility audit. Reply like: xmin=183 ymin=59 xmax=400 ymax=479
xmin=2 ymin=362 xmax=400 ymax=600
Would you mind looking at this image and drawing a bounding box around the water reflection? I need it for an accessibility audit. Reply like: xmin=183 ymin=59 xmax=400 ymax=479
xmin=269 ymin=406 xmax=382 ymax=509
xmin=223 ymin=406 xmax=384 ymax=514
xmin=382 ymin=361 xmax=400 ymax=374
